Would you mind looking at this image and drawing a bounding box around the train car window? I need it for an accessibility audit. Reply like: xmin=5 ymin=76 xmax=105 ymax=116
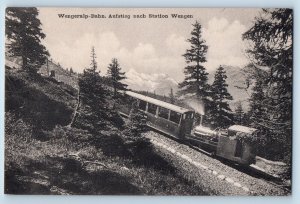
xmin=148 ymin=103 xmax=158 ymax=115
xmin=170 ymin=111 xmax=181 ymax=124
xmin=184 ymin=113 xmax=192 ymax=119
xmin=138 ymin=100 xmax=147 ymax=111
xmin=158 ymin=107 xmax=169 ymax=120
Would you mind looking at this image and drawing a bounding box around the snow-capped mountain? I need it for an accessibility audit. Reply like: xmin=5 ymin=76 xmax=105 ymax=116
xmin=124 ymin=69 xmax=178 ymax=96
xmin=124 ymin=65 xmax=266 ymax=112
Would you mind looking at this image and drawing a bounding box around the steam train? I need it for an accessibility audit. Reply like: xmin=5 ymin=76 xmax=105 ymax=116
xmin=119 ymin=91 xmax=259 ymax=165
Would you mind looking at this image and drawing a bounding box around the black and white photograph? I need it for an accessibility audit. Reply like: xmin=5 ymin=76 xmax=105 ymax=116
xmin=4 ymin=7 xmax=292 ymax=195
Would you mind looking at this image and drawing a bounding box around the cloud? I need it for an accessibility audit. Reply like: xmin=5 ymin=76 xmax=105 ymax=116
xmin=117 ymin=40 xmax=186 ymax=82
xmin=165 ymin=34 xmax=189 ymax=56
xmin=44 ymin=31 xmax=122 ymax=74
xmin=202 ymin=17 xmax=248 ymax=71
xmin=43 ymin=18 xmax=249 ymax=86
xmin=132 ymin=43 xmax=156 ymax=59
xmin=45 ymin=32 xmax=186 ymax=82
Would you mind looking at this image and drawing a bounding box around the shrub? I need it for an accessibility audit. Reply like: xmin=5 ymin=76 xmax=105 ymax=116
xmin=44 ymin=125 xmax=94 ymax=152
xmin=5 ymin=112 xmax=33 ymax=143
xmin=123 ymin=108 xmax=149 ymax=141
xmin=78 ymin=146 xmax=104 ymax=161
xmin=5 ymin=111 xmax=39 ymax=169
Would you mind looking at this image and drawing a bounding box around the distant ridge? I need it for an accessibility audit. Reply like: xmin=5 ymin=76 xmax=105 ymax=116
xmin=125 ymin=65 xmax=268 ymax=112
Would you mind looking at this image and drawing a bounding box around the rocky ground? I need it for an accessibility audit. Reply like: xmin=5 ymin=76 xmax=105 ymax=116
xmin=144 ymin=131 xmax=291 ymax=196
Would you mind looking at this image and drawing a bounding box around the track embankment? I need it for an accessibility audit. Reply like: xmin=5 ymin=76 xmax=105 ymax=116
xmin=144 ymin=131 xmax=291 ymax=196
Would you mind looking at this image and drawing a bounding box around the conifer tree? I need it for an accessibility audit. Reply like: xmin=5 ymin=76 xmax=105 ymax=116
xmin=248 ymin=79 xmax=271 ymax=158
xmin=235 ymin=101 xmax=244 ymax=125
xmin=248 ymin=80 xmax=266 ymax=127
xmin=74 ymin=47 xmax=110 ymax=132
xmin=210 ymin=65 xmax=234 ymax=128
xmin=69 ymin=67 xmax=74 ymax=76
xmin=126 ymin=105 xmax=148 ymax=139
xmin=169 ymin=88 xmax=175 ymax=104
xmin=178 ymin=21 xmax=211 ymax=112
xmin=243 ymin=9 xmax=292 ymax=165
xmin=6 ymin=7 xmax=49 ymax=71
xmin=107 ymin=58 xmax=127 ymax=97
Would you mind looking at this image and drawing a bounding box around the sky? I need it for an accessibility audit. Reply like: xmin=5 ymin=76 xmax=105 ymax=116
xmin=38 ymin=8 xmax=261 ymax=82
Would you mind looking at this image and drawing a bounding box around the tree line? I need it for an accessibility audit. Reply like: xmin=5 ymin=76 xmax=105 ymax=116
xmin=178 ymin=9 xmax=292 ymax=165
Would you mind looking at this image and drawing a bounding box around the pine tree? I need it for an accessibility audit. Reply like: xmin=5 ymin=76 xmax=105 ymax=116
xmin=235 ymin=101 xmax=244 ymax=125
xmin=126 ymin=106 xmax=148 ymax=139
xmin=248 ymin=79 xmax=271 ymax=158
xmin=169 ymin=88 xmax=175 ymax=104
xmin=243 ymin=9 xmax=292 ymax=166
xmin=210 ymin=65 xmax=234 ymax=128
xmin=74 ymin=47 xmax=110 ymax=133
xmin=178 ymin=21 xmax=210 ymax=112
xmin=248 ymin=80 xmax=269 ymax=136
xmin=163 ymin=95 xmax=167 ymax=102
xmin=89 ymin=47 xmax=98 ymax=74
xmin=6 ymin=7 xmax=49 ymax=71
xmin=107 ymin=58 xmax=127 ymax=96
xmin=248 ymin=80 xmax=266 ymax=126
xmin=70 ymin=67 xmax=74 ymax=75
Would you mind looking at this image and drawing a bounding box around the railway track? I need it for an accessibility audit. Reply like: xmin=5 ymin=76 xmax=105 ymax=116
xmin=145 ymin=130 xmax=291 ymax=195
xmin=121 ymin=112 xmax=290 ymax=194
xmin=188 ymin=142 xmax=289 ymax=188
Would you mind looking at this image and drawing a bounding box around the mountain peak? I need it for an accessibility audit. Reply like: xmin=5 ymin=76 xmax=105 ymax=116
xmin=124 ymin=69 xmax=178 ymax=95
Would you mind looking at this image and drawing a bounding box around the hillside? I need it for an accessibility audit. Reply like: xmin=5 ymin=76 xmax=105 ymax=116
xmin=6 ymin=69 xmax=77 ymax=133
xmin=38 ymin=59 xmax=78 ymax=89
xmin=5 ymin=68 xmax=211 ymax=195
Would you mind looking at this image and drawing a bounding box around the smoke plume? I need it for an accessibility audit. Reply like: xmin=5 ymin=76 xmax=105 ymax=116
xmin=185 ymin=99 xmax=205 ymax=115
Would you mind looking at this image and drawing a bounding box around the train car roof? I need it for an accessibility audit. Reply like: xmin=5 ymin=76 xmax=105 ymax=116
xmin=228 ymin=125 xmax=258 ymax=134
xmin=126 ymin=91 xmax=193 ymax=114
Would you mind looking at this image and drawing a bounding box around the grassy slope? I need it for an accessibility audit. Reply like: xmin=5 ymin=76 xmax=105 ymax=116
xmin=6 ymin=69 xmax=77 ymax=132
xmin=5 ymin=69 xmax=211 ymax=195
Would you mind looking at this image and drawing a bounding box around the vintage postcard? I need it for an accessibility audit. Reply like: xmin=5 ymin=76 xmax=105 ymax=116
xmin=5 ymin=7 xmax=292 ymax=195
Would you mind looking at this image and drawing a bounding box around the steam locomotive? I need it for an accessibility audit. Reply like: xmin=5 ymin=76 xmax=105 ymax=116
xmin=119 ymin=91 xmax=259 ymax=165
